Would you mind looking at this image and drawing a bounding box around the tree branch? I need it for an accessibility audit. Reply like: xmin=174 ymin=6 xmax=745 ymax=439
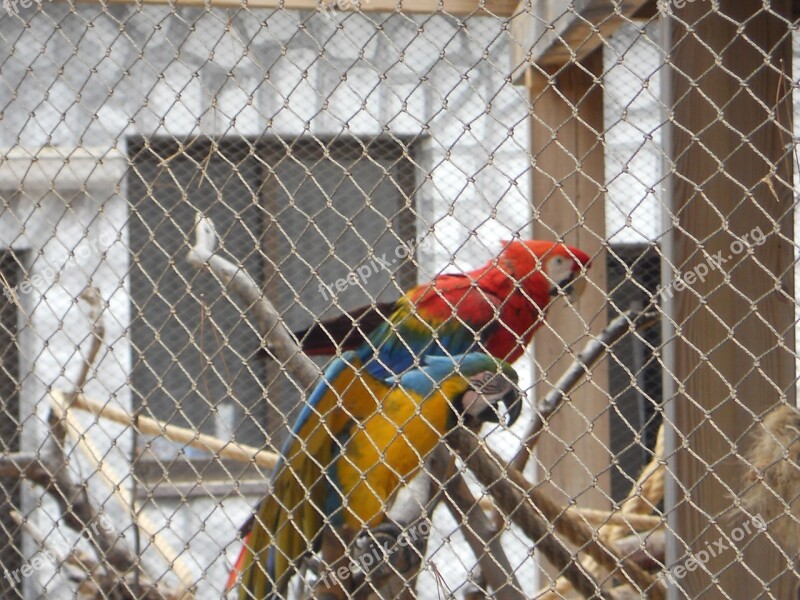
xmin=511 ymin=308 xmax=660 ymax=472
xmin=187 ymin=215 xmax=319 ymax=386
xmin=31 ymin=287 xmax=186 ymax=598
xmin=186 ymin=214 xmax=523 ymax=598
xmin=0 ymin=452 xmax=48 ymax=479
xmin=49 ymin=391 xmax=197 ymax=595
xmin=39 ymin=288 xmax=144 ymax=578
xmin=447 ymin=428 xmax=665 ymax=600
xmin=446 ymin=429 xmax=612 ymax=600
xmin=441 ymin=453 xmax=523 ymax=598
xmin=61 ymin=390 xmax=278 ymax=469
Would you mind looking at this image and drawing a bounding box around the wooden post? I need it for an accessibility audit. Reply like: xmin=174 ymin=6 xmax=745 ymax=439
xmin=529 ymin=48 xmax=611 ymax=514
xmin=665 ymin=1 xmax=796 ymax=596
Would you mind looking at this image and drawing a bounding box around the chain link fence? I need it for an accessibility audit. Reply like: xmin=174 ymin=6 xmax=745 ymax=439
xmin=0 ymin=0 xmax=797 ymax=598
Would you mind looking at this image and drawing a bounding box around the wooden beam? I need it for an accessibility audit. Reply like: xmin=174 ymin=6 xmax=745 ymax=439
xmin=66 ymin=0 xmax=519 ymax=17
xmin=510 ymin=0 xmax=654 ymax=78
xmin=528 ymin=47 xmax=611 ymax=523
xmin=665 ymin=1 xmax=796 ymax=597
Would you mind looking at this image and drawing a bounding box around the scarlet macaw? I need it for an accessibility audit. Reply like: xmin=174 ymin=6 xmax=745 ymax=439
xmin=297 ymin=240 xmax=592 ymax=378
xmin=230 ymin=351 xmax=522 ymax=599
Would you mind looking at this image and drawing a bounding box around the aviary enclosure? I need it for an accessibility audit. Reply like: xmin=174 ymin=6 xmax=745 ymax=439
xmin=0 ymin=0 xmax=798 ymax=598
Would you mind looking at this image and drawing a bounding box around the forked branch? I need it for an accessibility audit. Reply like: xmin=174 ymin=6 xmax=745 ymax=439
xmin=187 ymin=213 xmax=523 ymax=598
xmin=511 ymin=308 xmax=660 ymax=471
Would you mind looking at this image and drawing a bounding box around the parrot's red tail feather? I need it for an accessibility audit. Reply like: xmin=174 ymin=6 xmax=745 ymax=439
xmin=226 ymin=533 xmax=250 ymax=592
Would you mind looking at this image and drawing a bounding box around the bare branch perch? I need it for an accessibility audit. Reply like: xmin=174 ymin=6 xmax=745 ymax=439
xmin=446 ymin=429 xmax=613 ymax=600
xmin=566 ymin=507 xmax=663 ymax=532
xmin=60 ymin=390 xmax=278 ymax=469
xmin=49 ymin=391 xmax=197 ymax=595
xmin=447 ymin=428 xmax=665 ymax=600
xmin=441 ymin=455 xmax=523 ymax=598
xmin=511 ymin=308 xmax=660 ymax=471
xmin=29 ymin=435 xmax=144 ymax=582
xmin=186 ymin=213 xmax=522 ymax=598
xmin=187 ymin=214 xmax=319 ymax=387
xmin=364 ymin=446 xmax=524 ymax=599
xmin=72 ymin=287 xmax=106 ymax=398
xmin=538 ymin=425 xmax=666 ymax=600
xmin=0 ymin=452 xmax=48 ymax=479
xmin=18 ymin=287 xmax=190 ymax=599
xmin=470 ymin=499 xmax=664 ymax=532
xmin=36 ymin=288 xmax=147 ymax=581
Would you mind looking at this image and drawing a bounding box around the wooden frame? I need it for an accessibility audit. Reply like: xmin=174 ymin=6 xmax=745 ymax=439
xmin=510 ymin=0 xmax=655 ymax=80
xmin=528 ymin=45 xmax=613 ymax=562
xmin=664 ymin=1 xmax=796 ymax=596
xmin=65 ymin=0 xmax=520 ymax=17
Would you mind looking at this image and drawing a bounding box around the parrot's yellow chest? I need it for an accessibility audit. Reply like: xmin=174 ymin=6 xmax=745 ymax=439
xmin=335 ymin=383 xmax=460 ymax=529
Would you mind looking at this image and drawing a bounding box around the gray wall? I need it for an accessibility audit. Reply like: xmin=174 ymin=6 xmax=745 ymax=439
xmin=0 ymin=5 xmax=532 ymax=598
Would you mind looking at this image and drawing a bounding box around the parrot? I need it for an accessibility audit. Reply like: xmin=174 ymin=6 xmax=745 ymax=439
xmin=295 ymin=239 xmax=592 ymax=378
xmin=229 ymin=351 xmax=522 ymax=599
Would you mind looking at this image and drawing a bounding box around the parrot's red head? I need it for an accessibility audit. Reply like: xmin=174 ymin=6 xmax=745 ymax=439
xmin=498 ymin=239 xmax=592 ymax=304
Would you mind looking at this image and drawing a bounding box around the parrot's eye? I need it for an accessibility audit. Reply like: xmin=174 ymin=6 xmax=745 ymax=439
xmin=545 ymin=255 xmax=577 ymax=297
xmin=470 ymin=371 xmax=512 ymax=395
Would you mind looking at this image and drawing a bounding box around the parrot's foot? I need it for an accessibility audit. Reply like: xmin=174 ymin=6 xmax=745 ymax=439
xmin=351 ymin=521 xmax=427 ymax=583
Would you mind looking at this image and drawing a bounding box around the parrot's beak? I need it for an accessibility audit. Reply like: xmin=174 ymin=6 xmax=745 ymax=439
xmin=460 ymin=386 xmax=524 ymax=427
xmin=499 ymin=387 xmax=523 ymax=426
xmin=551 ymin=272 xmax=586 ymax=302
xmin=564 ymin=275 xmax=586 ymax=302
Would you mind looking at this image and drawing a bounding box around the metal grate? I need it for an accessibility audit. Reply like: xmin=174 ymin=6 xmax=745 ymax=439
xmin=0 ymin=2 xmax=797 ymax=599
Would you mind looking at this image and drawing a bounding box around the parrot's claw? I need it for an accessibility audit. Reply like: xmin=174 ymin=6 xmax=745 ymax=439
xmin=352 ymin=521 xmax=426 ymax=581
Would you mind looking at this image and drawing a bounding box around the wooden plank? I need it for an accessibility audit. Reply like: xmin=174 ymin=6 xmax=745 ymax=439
xmin=510 ymin=0 xmax=654 ymax=79
xmin=665 ymin=1 xmax=796 ymax=597
xmin=529 ymin=48 xmax=611 ymax=520
xmin=65 ymin=0 xmax=519 ymax=17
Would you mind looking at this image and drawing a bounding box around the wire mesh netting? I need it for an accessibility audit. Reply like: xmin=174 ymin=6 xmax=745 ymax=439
xmin=0 ymin=0 xmax=798 ymax=598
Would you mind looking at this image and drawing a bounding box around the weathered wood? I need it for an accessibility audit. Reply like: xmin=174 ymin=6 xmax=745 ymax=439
xmin=61 ymin=390 xmax=278 ymax=469
xmin=447 ymin=430 xmax=611 ymax=600
xmin=447 ymin=429 xmax=664 ymax=599
xmin=0 ymin=453 xmax=48 ymax=479
xmin=49 ymin=392 xmax=196 ymax=595
xmin=613 ymin=529 xmax=665 ymax=571
xmin=509 ymin=0 xmax=654 ymax=79
xmin=529 ymin=48 xmax=612 ymax=513
xmin=188 ymin=215 xmax=320 ymax=391
xmin=441 ymin=450 xmax=523 ymax=599
xmin=665 ymin=1 xmax=796 ymax=597
xmin=63 ymin=0 xmax=519 ymax=17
